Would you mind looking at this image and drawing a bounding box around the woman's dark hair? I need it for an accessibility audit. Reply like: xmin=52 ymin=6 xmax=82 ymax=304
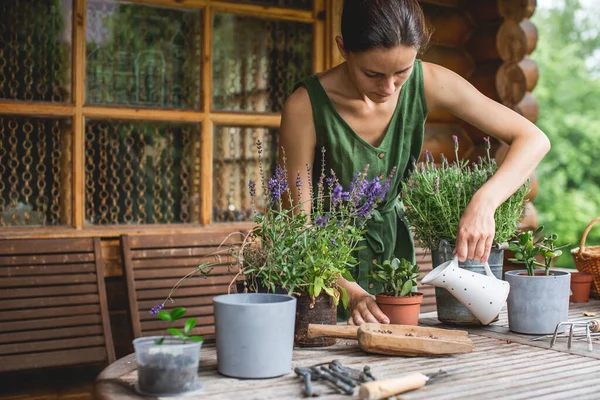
xmin=341 ymin=0 xmax=431 ymax=53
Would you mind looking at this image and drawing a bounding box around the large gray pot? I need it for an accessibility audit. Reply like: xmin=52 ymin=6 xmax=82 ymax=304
xmin=505 ymin=270 xmax=571 ymax=335
xmin=213 ymin=293 xmax=296 ymax=378
xmin=432 ymin=240 xmax=504 ymax=326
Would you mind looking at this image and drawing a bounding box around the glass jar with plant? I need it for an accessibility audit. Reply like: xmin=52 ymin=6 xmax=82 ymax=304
xmin=367 ymin=258 xmax=422 ymax=325
xmin=402 ymin=136 xmax=529 ymax=325
xmin=505 ymin=226 xmax=572 ymax=334
xmin=133 ymin=307 xmax=204 ymax=396
xmin=237 ymin=143 xmax=395 ymax=346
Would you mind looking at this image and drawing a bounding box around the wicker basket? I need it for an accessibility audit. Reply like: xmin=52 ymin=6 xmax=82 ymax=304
xmin=571 ymin=217 xmax=600 ymax=297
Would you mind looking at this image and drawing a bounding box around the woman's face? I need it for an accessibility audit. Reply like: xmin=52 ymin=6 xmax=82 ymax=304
xmin=338 ymin=40 xmax=418 ymax=103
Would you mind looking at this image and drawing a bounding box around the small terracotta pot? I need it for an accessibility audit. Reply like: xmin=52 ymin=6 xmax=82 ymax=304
xmin=570 ymin=272 xmax=594 ymax=303
xmin=375 ymin=292 xmax=424 ymax=325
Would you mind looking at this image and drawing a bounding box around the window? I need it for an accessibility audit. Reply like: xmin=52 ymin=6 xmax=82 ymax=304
xmin=0 ymin=0 xmax=324 ymax=229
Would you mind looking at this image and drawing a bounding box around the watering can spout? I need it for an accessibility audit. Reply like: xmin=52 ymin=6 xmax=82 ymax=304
xmin=421 ymin=256 xmax=510 ymax=325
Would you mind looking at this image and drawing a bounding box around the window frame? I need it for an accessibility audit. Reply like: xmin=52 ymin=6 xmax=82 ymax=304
xmin=0 ymin=0 xmax=329 ymax=237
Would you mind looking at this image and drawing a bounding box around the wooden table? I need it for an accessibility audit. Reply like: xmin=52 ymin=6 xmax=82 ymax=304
xmin=95 ymin=301 xmax=600 ymax=399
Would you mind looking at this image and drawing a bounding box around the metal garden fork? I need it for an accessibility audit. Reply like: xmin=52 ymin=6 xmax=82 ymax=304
xmin=547 ymin=319 xmax=600 ymax=352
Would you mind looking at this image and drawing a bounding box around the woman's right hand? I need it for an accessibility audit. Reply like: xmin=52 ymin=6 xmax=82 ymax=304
xmin=347 ymin=293 xmax=390 ymax=325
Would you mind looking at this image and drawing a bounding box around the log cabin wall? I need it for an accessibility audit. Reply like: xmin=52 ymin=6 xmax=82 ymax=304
xmin=0 ymin=0 xmax=540 ymax=359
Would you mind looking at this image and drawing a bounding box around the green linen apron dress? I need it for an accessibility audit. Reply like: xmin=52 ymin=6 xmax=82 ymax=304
xmin=297 ymin=60 xmax=427 ymax=319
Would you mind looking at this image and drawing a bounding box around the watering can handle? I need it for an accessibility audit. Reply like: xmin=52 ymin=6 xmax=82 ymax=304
xmin=483 ymin=262 xmax=494 ymax=278
xmin=453 ymin=256 xmax=495 ymax=278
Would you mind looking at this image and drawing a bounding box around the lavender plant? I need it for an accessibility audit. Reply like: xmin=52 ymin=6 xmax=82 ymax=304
xmin=239 ymin=142 xmax=396 ymax=307
xmin=402 ymin=136 xmax=529 ymax=252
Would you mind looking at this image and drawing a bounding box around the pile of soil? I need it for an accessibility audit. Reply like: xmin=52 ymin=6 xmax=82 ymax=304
xmin=138 ymin=352 xmax=199 ymax=395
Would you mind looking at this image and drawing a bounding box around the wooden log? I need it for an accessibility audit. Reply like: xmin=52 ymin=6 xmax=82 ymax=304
xmin=497 ymin=19 xmax=538 ymax=62
xmin=469 ymin=61 xmax=502 ymax=101
xmin=467 ymin=0 xmax=503 ymax=23
xmin=426 ymin=7 xmax=475 ymax=47
xmin=498 ymin=0 xmax=537 ymax=22
xmin=466 ymin=23 xmax=502 ymax=63
xmin=514 ymin=92 xmax=540 ymax=123
xmin=423 ymin=123 xmax=473 ymax=162
xmin=420 ymin=46 xmax=475 ymax=78
xmin=496 ymin=58 xmax=539 ymax=106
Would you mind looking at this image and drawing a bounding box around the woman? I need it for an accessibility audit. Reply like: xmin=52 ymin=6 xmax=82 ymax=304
xmin=279 ymin=0 xmax=550 ymax=325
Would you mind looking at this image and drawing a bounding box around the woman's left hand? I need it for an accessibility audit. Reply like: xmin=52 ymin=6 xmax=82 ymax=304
xmin=454 ymin=193 xmax=496 ymax=263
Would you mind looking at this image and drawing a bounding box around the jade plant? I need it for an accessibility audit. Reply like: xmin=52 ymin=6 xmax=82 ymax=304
xmin=508 ymin=226 xmax=570 ymax=276
xmin=367 ymin=258 xmax=420 ymax=297
xmin=153 ymin=306 xmax=204 ymax=345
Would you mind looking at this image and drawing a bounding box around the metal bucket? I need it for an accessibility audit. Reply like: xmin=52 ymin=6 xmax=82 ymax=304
xmin=431 ymin=240 xmax=505 ymax=326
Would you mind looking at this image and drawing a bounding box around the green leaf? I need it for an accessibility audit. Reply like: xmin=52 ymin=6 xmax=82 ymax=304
xmin=156 ymin=310 xmax=172 ymax=322
xmin=170 ymin=307 xmax=186 ymax=321
xmin=167 ymin=328 xmax=186 ymax=340
xmin=314 ymin=277 xmax=324 ymax=298
xmin=340 ymin=287 xmax=349 ymax=309
xmin=184 ymin=318 xmax=197 ymax=335
xmin=400 ymin=280 xmax=412 ymax=297
xmin=188 ymin=335 xmax=204 ymax=343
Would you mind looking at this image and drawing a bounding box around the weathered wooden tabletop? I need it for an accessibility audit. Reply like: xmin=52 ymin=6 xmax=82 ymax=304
xmin=95 ymin=300 xmax=600 ymax=400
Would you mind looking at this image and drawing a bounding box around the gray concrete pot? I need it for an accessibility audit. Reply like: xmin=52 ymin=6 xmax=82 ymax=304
xmin=213 ymin=293 xmax=296 ymax=378
xmin=505 ymin=270 xmax=571 ymax=335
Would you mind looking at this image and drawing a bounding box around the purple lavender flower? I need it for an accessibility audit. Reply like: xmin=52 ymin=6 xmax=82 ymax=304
xmin=314 ymin=216 xmax=328 ymax=228
xmin=267 ymin=165 xmax=288 ymax=204
xmin=331 ymin=184 xmax=343 ymax=204
xmin=356 ymin=201 xmax=375 ymax=218
xmin=330 ymin=238 xmax=336 ymax=245
xmin=296 ymin=172 xmax=302 ymax=188
xmin=440 ymin=154 xmax=448 ymax=167
xmin=150 ymin=303 xmax=164 ymax=315
xmin=248 ymin=180 xmax=256 ymax=197
xmin=483 ymin=136 xmax=491 ymax=150
xmin=424 ymin=150 xmax=433 ymax=163
xmin=452 ymin=135 xmax=459 ymax=147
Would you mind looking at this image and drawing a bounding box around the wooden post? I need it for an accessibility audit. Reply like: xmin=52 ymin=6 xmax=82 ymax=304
xmin=72 ymin=0 xmax=86 ymax=229
xmin=200 ymin=7 xmax=213 ymax=225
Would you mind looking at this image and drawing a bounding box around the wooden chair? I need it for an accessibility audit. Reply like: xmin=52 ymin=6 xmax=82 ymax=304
xmin=0 ymin=238 xmax=116 ymax=372
xmin=120 ymin=231 xmax=244 ymax=340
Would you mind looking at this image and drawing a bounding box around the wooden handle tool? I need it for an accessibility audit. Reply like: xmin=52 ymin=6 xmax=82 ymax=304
xmin=307 ymin=324 xmax=359 ymax=339
xmin=358 ymin=372 xmax=428 ymax=400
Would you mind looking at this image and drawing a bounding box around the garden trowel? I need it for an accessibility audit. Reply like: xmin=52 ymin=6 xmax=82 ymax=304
xmin=306 ymin=323 xmax=474 ymax=356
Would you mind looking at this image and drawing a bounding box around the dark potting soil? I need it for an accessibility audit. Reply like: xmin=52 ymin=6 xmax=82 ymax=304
xmin=138 ymin=352 xmax=199 ymax=395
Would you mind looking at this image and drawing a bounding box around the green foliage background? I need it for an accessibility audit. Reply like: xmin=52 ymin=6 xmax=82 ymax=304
xmin=532 ymin=0 xmax=600 ymax=267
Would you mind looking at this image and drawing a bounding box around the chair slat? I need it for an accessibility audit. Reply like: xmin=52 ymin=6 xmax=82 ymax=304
xmin=0 ymin=347 xmax=107 ymax=372
xmin=0 ymin=325 xmax=104 ymax=344
xmin=0 ymin=284 xmax=99 ymax=300
xmin=0 ymin=263 xmax=96 ymax=276
xmin=1 ymin=294 xmax=101 ymax=311
xmin=0 ymin=273 xmax=97 ymax=288
xmin=1 ymin=304 xmax=100 ymax=322
xmin=1 ymin=314 xmax=102 ymax=333
xmin=133 ymin=265 xmax=237 ymax=279
xmin=132 ymin=257 xmax=237 ymax=270
xmin=0 ymin=253 xmax=95 ymax=266
xmin=0 ymin=336 xmax=105 ymax=356
xmin=1 ymin=238 xmax=95 ymax=255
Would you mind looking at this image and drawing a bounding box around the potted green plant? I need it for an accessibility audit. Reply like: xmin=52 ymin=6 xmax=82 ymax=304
xmin=238 ymin=144 xmax=394 ymax=347
xmin=367 ymin=258 xmax=423 ymax=325
xmin=402 ymin=136 xmax=529 ymax=325
xmin=505 ymin=226 xmax=571 ymax=334
xmin=134 ymin=307 xmax=204 ymax=396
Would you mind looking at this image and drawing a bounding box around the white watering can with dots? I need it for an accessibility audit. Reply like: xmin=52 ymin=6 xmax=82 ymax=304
xmin=421 ymin=256 xmax=510 ymax=325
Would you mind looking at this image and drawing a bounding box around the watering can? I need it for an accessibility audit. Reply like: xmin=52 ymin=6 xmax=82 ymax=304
xmin=421 ymin=256 xmax=510 ymax=325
